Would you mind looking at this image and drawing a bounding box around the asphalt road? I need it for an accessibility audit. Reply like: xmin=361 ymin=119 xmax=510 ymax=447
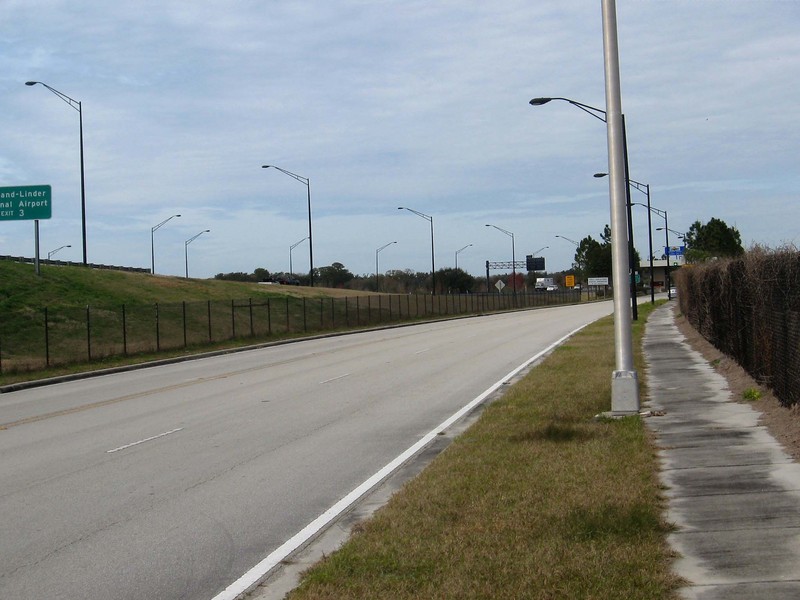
xmin=0 ymin=301 xmax=613 ymax=599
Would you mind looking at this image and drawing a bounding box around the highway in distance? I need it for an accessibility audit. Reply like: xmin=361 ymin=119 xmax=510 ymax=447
xmin=0 ymin=301 xmax=613 ymax=599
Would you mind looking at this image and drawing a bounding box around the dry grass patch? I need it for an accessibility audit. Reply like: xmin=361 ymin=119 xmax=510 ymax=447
xmin=289 ymin=303 xmax=681 ymax=599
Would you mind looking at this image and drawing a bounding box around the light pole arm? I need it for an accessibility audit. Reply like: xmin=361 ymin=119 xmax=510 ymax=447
xmin=26 ymin=81 xmax=80 ymax=112
xmin=261 ymin=165 xmax=309 ymax=186
xmin=529 ymin=96 xmax=607 ymax=122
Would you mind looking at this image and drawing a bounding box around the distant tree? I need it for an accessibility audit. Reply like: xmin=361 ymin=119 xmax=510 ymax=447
xmin=317 ymin=262 xmax=354 ymax=288
xmin=576 ymin=224 xmax=640 ymax=281
xmin=214 ymin=267 xmax=272 ymax=283
xmin=684 ymin=218 xmax=744 ymax=262
xmin=214 ymin=271 xmax=256 ymax=282
xmin=436 ymin=268 xmax=476 ymax=293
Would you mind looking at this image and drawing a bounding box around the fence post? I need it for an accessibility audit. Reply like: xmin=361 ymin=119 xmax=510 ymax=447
xmin=122 ymin=304 xmax=128 ymax=356
xmin=207 ymin=300 xmax=212 ymax=343
xmin=156 ymin=303 xmax=160 ymax=351
xmin=377 ymin=296 xmax=382 ymax=323
xmin=86 ymin=305 xmax=92 ymax=361
xmin=45 ymin=306 xmax=50 ymax=367
xmin=249 ymin=298 xmax=254 ymax=337
xmin=231 ymin=299 xmax=236 ymax=338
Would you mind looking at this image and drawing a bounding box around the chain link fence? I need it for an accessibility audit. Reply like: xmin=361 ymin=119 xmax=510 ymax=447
xmin=0 ymin=290 xmax=586 ymax=375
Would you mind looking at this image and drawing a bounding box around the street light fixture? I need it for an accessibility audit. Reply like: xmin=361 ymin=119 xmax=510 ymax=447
xmin=26 ymin=81 xmax=87 ymax=264
xmin=375 ymin=241 xmax=397 ymax=292
xmin=486 ymin=224 xmax=516 ymax=296
xmin=289 ymin=237 xmax=309 ymax=277
xmin=555 ymin=235 xmax=580 ymax=247
xmin=455 ymin=244 xmax=472 ymax=270
xmin=398 ymin=207 xmax=436 ymax=294
xmin=262 ymin=165 xmax=314 ymax=287
xmin=184 ymin=230 xmax=210 ymax=279
xmin=151 ymin=214 xmax=181 ymax=275
xmin=47 ymin=244 xmax=71 ymax=260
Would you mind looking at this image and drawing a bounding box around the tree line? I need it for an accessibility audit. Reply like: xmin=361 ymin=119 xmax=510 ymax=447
xmin=215 ymin=217 xmax=744 ymax=292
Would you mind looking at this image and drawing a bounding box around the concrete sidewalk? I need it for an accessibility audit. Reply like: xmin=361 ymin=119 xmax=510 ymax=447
xmin=643 ymin=303 xmax=800 ymax=599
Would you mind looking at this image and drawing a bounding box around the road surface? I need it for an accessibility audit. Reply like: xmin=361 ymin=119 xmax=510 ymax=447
xmin=0 ymin=301 xmax=613 ymax=599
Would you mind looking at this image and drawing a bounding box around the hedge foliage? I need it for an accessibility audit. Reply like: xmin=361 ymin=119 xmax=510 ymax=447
xmin=676 ymin=246 xmax=800 ymax=407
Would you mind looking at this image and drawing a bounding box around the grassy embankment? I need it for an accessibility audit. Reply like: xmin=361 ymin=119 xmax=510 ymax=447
xmin=287 ymin=301 xmax=682 ymax=600
xmin=0 ymin=260 xmax=372 ymax=383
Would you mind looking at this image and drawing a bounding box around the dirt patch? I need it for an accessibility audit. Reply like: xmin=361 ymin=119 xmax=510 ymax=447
xmin=673 ymin=309 xmax=800 ymax=461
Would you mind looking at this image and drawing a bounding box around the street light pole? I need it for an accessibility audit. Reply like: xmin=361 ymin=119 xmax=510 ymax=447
xmin=627 ymin=180 xmax=654 ymax=304
xmin=262 ymin=165 xmax=314 ymax=287
xmin=151 ymin=214 xmax=181 ymax=275
xmin=656 ymin=223 xmax=682 ymax=299
xmin=398 ymin=207 xmax=435 ymax=294
xmin=530 ymin=97 xmax=637 ymax=321
xmin=184 ymin=230 xmax=210 ymax=279
xmin=289 ymin=237 xmax=309 ymax=277
xmin=375 ymin=241 xmax=397 ymax=292
xmin=486 ymin=224 xmax=516 ymax=297
xmin=455 ymin=244 xmax=472 ymax=270
xmin=26 ymin=81 xmax=87 ymax=264
xmin=47 ymin=244 xmax=72 ymax=260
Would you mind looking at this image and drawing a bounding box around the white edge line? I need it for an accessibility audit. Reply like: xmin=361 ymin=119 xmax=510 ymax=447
xmin=319 ymin=373 xmax=351 ymax=384
xmin=210 ymin=322 xmax=591 ymax=600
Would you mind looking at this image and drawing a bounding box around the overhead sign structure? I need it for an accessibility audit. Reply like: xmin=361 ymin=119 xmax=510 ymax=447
xmin=0 ymin=185 xmax=52 ymax=221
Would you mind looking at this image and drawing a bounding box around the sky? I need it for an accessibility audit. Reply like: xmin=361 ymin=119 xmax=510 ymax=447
xmin=1 ymin=1 xmax=798 ymax=280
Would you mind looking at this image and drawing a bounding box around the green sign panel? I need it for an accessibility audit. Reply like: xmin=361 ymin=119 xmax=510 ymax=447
xmin=0 ymin=185 xmax=52 ymax=220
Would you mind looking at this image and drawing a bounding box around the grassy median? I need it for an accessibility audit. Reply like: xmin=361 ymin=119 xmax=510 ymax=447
xmin=288 ymin=302 xmax=682 ymax=599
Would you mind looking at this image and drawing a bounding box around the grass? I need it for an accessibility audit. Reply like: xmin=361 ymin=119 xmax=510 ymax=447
xmin=743 ymin=387 xmax=762 ymax=401
xmin=287 ymin=301 xmax=682 ymax=599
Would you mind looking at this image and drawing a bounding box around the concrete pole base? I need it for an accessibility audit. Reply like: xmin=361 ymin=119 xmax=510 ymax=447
xmin=611 ymin=369 xmax=640 ymax=416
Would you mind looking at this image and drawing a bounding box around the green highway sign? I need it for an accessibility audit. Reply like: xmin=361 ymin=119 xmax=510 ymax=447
xmin=0 ymin=185 xmax=52 ymax=220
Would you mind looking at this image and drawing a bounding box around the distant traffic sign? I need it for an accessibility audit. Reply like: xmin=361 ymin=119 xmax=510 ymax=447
xmin=588 ymin=277 xmax=609 ymax=286
xmin=0 ymin=185 xmax=52 ymax=220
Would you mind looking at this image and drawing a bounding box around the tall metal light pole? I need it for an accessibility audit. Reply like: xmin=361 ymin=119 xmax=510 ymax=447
xmin=602 ymin=0 xmax=638 ymax=414
xmin=47 ymin=244 xmax=71 ymax=260
xmin=455 ymin=244 xmax=472 ymax=270
xmin=485 ymin=224 xmax=516 ymax=296
xmin=375 ymin=241 xmax=397 ymax=292
xmin=151 ymin=214 xmax=181 ymax=275
xmin=263 ymin=165 xmax=314 ymax=286
xmin=184 ymin=230 xmax=210 ymax=279
xmin=26 ymin=81 xmax=87 ymax=264
xmin=289 ymin=237 xmax=309 ymax=277
xmin=530 ymin=97 xmax=637 ymax=321
xmin=398 ymin=207 xmax=436 ymax=294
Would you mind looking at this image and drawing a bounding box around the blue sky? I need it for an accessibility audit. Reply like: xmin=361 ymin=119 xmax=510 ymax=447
xmin=1 ymin=1 xmax=798 ymax=279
